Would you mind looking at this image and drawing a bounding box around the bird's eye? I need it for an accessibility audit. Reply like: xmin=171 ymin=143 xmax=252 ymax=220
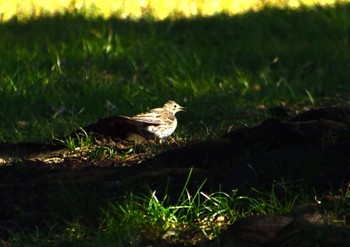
xmin=173 ymin=104 xmax=177 ymax=108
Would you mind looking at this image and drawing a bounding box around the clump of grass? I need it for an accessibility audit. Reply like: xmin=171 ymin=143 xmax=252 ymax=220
xmin=101 ymin=187 xmax=237 ymax=244
xmin=59 ymin=128 xmax=94 ymax=151
xmin=239 ymin=181 xmax=301 ymax=216
xmin=98 ymin=173 xmax=302 ymax=245
xmin=88 ymin=146 xmax=118 ymax=160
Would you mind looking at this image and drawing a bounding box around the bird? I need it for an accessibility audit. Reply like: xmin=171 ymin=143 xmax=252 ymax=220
xmin=130 ymin=100 xmax=185 ymax=141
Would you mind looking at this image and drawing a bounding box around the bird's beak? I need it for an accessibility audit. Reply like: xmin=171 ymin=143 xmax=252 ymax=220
xmin=179 ymin=106 xmax=185 ymax=111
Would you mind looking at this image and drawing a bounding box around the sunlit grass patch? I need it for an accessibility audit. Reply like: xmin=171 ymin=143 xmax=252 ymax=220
xmin=1 ymin=0 xmax=349 ymax=21
xmin=98 ymin=171 xmax=303 ymax=245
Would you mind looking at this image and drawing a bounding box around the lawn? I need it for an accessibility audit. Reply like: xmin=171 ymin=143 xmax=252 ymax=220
xmin=1 ymin=2 xmax=350 ymax=246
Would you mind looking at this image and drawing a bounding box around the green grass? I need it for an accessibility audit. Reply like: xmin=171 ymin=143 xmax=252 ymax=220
xmin=1 ymin=3 xmax=350 ymax=246
xmin=4 ymin=173 xmax=304 ymax=246
xmin=59 ymin=128 xmax=94 ymax=150
xmin=1 ymin=4 xmax=350 ymax=142
xmin=2 ymin=165 xmax=349 ymax=246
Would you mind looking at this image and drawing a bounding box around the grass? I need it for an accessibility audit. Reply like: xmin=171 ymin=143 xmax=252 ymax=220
xmin=7 ymin=175 xmax=347 ymax=246
xmin=1 ymin=4 xmax=350 ymax=142
xmin=1 ymin=2 xmax=350 ymax=246
xmin=59 ymin=128 xmax=94 ymax=150
xmin=4 ymin=173 xmax=304 ymax=246
xmin=1 ymin=165 xmax=349 ymax=246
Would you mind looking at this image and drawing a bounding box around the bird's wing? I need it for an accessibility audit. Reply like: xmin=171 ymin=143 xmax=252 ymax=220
xmin=131 ymin=112 xmax=165 ymax=125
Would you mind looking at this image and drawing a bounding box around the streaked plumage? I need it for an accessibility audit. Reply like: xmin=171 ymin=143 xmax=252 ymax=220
xmin=131 ymin=100 xmax=184 ymax=140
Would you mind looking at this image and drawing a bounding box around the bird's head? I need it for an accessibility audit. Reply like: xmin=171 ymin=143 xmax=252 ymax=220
xmin=163 ymin=100 xmax=185 ymax=114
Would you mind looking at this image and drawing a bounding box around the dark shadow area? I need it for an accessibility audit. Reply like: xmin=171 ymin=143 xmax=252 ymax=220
xmin=1 ymin=106 xmax=350 ymax=245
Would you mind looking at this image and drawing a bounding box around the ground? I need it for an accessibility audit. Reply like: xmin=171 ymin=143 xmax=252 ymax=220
xmin=1 ymin=107 xmax=350 ymax=246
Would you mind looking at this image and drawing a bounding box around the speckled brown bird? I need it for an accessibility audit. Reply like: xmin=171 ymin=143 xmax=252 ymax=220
xmin=131 ymin=100 xmax=185 ymax=140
